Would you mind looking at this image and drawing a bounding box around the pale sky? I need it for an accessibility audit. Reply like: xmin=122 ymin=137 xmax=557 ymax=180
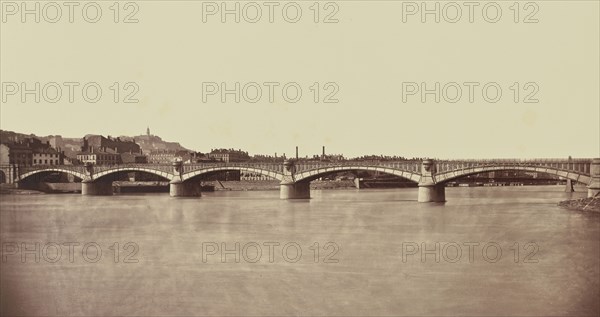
xmin=1 ymin=1 xmax=598 ymax=159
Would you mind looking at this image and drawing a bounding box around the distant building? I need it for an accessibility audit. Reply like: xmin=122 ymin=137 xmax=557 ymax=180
xmin=82 ymin=135 xmax=141 ymax=155
xmin=76 ymin=148 xmax=120 ymax=165
xmin=0 ymin=138 xmax=64 ymax=166
xmin=76 ymin=135 xmax=144 ymax=165
xmin=9 ymin=143 xmax=32 ymax=166
xmin=46 ymin=135 xmax=82 ymax=159
xmin=0 ymin=144 xmax=9 ymax=165
xmin=47 ymin=135 xmax=63 ymax=150
xmin=121 ymin=152 xmax=148 ymax=164
xmin=208 ymin=149 xmax=250 ymax=163
xmin=185 ymin=152 xmax=214 ymax=164
xmin=147 ymin=150 xmax=190 ymax=164
xmin=32 ymin=147 xmax=62 ymax=165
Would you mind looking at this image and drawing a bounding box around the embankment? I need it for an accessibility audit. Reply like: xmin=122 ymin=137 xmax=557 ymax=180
xmin=558 ymin=196 xmax=600 ymax=213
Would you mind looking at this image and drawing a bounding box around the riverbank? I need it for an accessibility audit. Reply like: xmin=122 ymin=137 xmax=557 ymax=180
xmin=558 ymin=196 xmax=600 ymax=213
xmin=0 ymin=184 xmax=44 ymax=195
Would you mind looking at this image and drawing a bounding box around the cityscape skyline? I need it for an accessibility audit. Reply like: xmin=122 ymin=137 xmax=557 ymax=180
xmin=1 ymin=125 xmax=600 ymax=159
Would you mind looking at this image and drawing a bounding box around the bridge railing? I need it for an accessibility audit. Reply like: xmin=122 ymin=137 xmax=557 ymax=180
xmin=9 ymin=163 xmax=285 ymax=174
xmin=294 ymin=160 xmax=423 ymax=174
xmin=434 ymin=159 xmax=592 ymax=175
xmin=92 ymin=163 xmax=174 ymax=174
xmin=435 ymin=158 xmax=593 ymax=163
xmin=85 ymin=163 xmax=286 ymax=174
xmin=182 ymin=162 xmax=284 ymax=174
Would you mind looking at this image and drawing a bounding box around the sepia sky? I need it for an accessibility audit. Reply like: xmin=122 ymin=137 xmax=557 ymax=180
xmin=1 ymin=1 xmax=598 ymax=159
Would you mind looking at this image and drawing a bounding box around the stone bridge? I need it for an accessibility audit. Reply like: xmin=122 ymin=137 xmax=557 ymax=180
xmin=0 ymin=158 xmax=598 ymax=202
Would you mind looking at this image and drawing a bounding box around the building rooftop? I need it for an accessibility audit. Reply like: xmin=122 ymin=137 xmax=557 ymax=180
xmin=76 ymin=151 xmax=120 ymax=156
xmin=33 ymin=147 xmax=60 ymax=155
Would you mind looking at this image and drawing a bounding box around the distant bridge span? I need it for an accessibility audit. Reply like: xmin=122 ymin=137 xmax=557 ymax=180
xmin=181 ymin=165 xmax=284 ymax=182
xmin=1 ymin=157 xmax=598 ymax=202
xmin=434 ymin=164 xmax=592 ymax=185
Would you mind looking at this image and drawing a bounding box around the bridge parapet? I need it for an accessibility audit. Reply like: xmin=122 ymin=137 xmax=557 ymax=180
xmin=182 ymin=162 xmax=284 ymax=174
xmin=434 ymin=159 xmax=592 ymax=175
xmin=294 ymin=160 xmax=422 ymax=174
xmin=91 ymin=163 xmax=175 ymax=175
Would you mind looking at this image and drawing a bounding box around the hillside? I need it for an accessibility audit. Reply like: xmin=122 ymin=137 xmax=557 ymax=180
xmin=119 ymin=134 xmax=191 ymax=154
xmin=0 ymin=130 xmax=192 ymax=158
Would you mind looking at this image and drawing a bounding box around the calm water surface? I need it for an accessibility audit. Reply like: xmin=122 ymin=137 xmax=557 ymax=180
xmin=1 ymin=186 xmax=598 ymax=316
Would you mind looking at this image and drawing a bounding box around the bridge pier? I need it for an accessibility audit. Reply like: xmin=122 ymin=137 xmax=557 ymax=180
xmin=588 ymin=158 xmax=600 ymax=198
xmin=417 ymin=159 xmax=446 ymax=202
xmin=169 ymin=179 xmax=201 ymax=197
xmin=0 ymin=165 xmax=16 ymax=184
xmin=280 ymin=181 xmax=310 ymax=199
xmin=169 ymin=160 xmax=201 ymax=197
xmin=279 ymin=159 xmax=310 ymax=199
xmin=565 ymin=179 xmax=574 ymax=192
xmin=418 ymin=184 xmax=446 ymax=202
xmin=81 ymin=180 xmax=113 ymax=195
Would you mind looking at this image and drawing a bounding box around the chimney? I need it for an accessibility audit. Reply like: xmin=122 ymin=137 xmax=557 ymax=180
xmin=322 ymin=146 xmax=325 ymax=157
xmin=295 ymin=146 xmax=298 ymax=159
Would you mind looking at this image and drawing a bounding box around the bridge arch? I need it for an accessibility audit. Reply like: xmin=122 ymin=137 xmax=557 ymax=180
xmin=182 ymin=166 xmax=283 ymax=182
xmin=92 ymin=167 xmax=175 ymax=182
xmin=19 ymin=168 xmax=87 ymax=182
xmin=434 ymin=165 xmax=592 ymax=185
xmin=294 ymin=165 xmax=421 ymax=183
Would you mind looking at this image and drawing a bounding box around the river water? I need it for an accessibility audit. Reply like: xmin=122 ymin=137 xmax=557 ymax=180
xmin=0 ymin=186 xmax=598 ymax=316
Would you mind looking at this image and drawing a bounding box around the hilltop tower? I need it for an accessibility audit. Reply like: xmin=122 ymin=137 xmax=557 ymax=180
xmin=146 ymin=126 xmax=150 ymax=136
